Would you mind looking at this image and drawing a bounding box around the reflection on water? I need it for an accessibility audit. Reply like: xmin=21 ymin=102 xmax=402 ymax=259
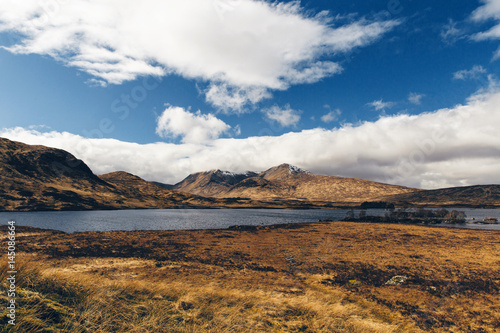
xmin=0 ymin=208 xmax=499 ymax=233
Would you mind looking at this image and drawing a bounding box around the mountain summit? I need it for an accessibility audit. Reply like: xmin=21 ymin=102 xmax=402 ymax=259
xmin=172 ymin=169 xmax=258 ymax=197
xmin=258 ymin=163 xmax=310 ymax=181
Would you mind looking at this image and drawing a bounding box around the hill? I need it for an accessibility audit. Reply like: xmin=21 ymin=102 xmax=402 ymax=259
xmin=382 ymin=185 xmax=500 ymax=208
xmin=0 ymin=137 xmax=117 ymax=211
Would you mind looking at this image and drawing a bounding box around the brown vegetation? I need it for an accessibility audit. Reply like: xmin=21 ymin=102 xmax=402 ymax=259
xmin=3 ymin=222 xmax=500 ymax=332
xmin=381 ymin=185 xmax=500 ymax=208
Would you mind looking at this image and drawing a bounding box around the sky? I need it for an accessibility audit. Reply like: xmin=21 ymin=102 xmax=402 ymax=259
xmin=0 ymin=0 xmax=499 ymax=189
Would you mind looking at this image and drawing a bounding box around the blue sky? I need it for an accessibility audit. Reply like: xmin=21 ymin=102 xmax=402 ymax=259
xmin=1 ymin=0 xmax=500 ymax=188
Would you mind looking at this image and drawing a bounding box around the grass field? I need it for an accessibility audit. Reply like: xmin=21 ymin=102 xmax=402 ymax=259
xmin=1 ymin=221 xmax=499 ymax=332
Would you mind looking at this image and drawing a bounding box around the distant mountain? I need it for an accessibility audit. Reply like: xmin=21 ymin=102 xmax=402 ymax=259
xmin=172 ymin=169 xmax=258 ymax=197
xmin=382 ymin=185 xmax=500 ymax=208
xmin=173 ymin=163 xmax=418 ymax=204
xmin=151 ymin=181 xmax=174 ymax=190
xmin=97 ymin=171 xmax=218 ymax=209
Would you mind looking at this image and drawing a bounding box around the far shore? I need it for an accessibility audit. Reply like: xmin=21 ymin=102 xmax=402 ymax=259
xmin=1 ymin=202 xmax=500 ymax=213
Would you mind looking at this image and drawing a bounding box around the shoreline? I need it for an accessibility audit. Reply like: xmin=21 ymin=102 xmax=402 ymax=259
xmin=1 ymin=202 xmax=500 ymax=213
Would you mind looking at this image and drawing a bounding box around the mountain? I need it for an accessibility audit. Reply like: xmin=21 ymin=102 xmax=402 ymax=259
xmin=172 ymin=169 xmax=258 ymax=197
xmin=0 ymin=137 xmax=116 ymax=211
xmin=173 ymin=163 xmax=418 ymax=204
xmin=0 ymin=138 xmax=227 ymax=211
xmin=382 ymin=185 xmax=500 ymax=208
xmin=0 ymin=138 xmax=331 ymax=211
xmin=97 ymin=171 xmax=219 ymax=209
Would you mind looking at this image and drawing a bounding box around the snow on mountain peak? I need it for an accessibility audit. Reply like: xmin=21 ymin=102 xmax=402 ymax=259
xmin=287 ymin=164 xmax=309 ymax=174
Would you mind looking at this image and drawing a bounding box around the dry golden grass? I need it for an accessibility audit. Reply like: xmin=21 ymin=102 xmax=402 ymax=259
xmin=0 ymin=256 xmax=413 ymax=332
xmin=3 ymin=221 xmax=500 ymax=332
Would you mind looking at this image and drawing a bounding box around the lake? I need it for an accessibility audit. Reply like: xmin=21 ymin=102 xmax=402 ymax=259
xmin=1 ymin=208 xmax=499 ymax=233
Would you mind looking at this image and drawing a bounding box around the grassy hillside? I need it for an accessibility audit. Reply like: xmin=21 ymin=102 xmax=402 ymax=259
xmin=382 ymin=185 xmax=500 ymax=208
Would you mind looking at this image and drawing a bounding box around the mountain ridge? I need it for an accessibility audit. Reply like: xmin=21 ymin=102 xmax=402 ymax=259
xmin=172 ymin=163 xmax=418 ymax=203
xmin=1 ymin=137 xmax=499 ymax=211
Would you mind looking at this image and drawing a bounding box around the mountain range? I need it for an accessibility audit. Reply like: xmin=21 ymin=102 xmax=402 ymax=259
xmin=0 ymin=137 xmax=499 ymax=211
xmin=0 ymin=138 xmax=218 ymax=211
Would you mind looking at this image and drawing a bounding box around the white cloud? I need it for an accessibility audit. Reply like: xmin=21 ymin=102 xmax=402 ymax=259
xmin=233 ymin=124 xmax=241 ymax=136
xmin=471 ymin=0 xmax=500 ymax=23
xmin=155 ymin=106 xmax=231 ymax=143
xmin=321 ymin=109 xmax=341 ymax=123
xmin=263 ymin=105 xmax=301 ymax=127
xmin=408 ymin=92 xmax=424 ymax=105
xmin=3 ymin=90 xmax=500 ymax=189
xmin=0 ymin=0 xmax=399 ymax=111
xmin=440 ymin=19 xmax=465 ymax=44
xmin=453 ymin=65 xmax=487 ymax=80
xmin=471 ymin=0 xmax=500 ymax=58
xmin=204 ymin=83 xmax=271 ymax=112
xmin=367 ymin=99 xmax=396 ymax=111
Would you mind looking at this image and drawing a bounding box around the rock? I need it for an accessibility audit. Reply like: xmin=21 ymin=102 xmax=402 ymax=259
xmin=178 ymin=301 xmax=194 ymax=311
xmin=347 ymin=279 xmax=362 ymax=286
xmin=427 ymin=286 xmax=438 ymax=294
xmin=385 ymin=275 xmax=409 ymax=285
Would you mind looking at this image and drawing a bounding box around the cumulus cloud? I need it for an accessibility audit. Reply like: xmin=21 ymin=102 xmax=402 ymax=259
xmin=155 ymin=106 xmax=231 ymax=143
xmin=408 ymin=92 xmax=424 ymax=105
xmin=0 ymin=0 xmax=399 ymax=111
xmin=3 ymin=90 xmax=500 ymax=189
xmin=470 ymin=0 xmax=500 ymax=58
xmin=471 ymin=0 xmax=500 ymax=24
xmin=367 ymin=99 xmax=396 ymax=111
xmin=453 ymin=65 xmax=487 ymax=80
xmin=204 ymin=84 xmax=272 ymax=112
xmin=263 ymin=105 xmax=301 ymax=127
xmin=321 ymin=109 xmax=341 ymax=123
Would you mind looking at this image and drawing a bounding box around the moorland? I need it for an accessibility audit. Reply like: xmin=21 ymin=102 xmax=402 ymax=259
xmin=2 ymin=221 xmax=499 ymax=332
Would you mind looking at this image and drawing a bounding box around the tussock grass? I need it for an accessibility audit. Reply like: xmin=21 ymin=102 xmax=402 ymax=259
xmin=0 ymin=257 xmax=414 ymax=332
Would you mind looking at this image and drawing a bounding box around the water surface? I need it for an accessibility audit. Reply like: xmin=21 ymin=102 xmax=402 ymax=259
xmin=0 ymin=208 xmax=499 ymax=233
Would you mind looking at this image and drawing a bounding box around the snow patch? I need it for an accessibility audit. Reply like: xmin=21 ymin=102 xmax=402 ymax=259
xmin=220 ymin=170 xmax=236 ymax=177
xmin=288 ymin=165 xmax=309 ymax=174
